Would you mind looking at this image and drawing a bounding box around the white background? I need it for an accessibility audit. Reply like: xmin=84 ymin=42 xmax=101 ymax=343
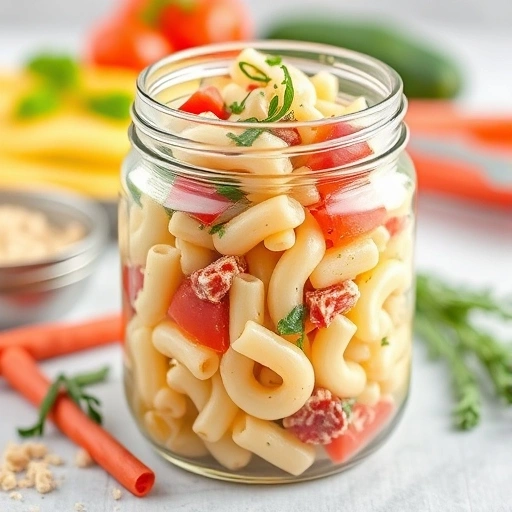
xmin=1 ymin=2 xmax=512 ymax=511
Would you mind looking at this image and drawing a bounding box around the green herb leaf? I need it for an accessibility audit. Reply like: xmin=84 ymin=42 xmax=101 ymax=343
xmin=18 ymin=376 xmax=65 ymax=438
xmin=209 ymin=223 xmax=226 ymax=238
xmin=277 ymin=305 xmax=307 ymax=350
xmin=216 ymin=184 xmax=245 ymax=202
xmin=341 ymin=399 xmax=354 ymax=418
xmin=126 ymin=179 xmax=142 ymax=207
xmin=267 ymin=95 xmax=279 ymax=119
xmin=17 ymin=367 xmax=109 ymax=438
xmin=381 ymin=337 xmax=389 ymax=346
xmin=227 ymin=129 xmax=264 ymax=147
xmin=26 ymin=54 xmax=79 ymax=90
xmin=265 ymin=65 xmax=294 ymax=123
xmin=87 ymin=92 xmax=132 ymax=120
xmin=229 ymin=91 xmax=252 ymax=115
xmin=239 ymin=62 xmax=271 ymax=83
xmin=15 ymin=87 xmax=60 ymax=119
xmin=265 ymin=55 xmax=282 ymax=66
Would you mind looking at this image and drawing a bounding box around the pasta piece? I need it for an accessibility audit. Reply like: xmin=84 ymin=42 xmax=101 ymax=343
xmin=310 ymin=71 xmax=339 ymax=102
xmin=310 ymin=237 xmax=379 ymax=289
xmin=361 ymin=341 xmax=395 ymax=381
xmin=129 ymin=327 xmax=169 ymax=408
xmin=153 ymin=387 xmax=187 ymax=419
xmin=344 ymin=339 xmax=371 ymax=363
xmin=165 ymin=417 xmax=209 ymax=458
xmin=268 ymin=210 xmax=325 ymax=327
xmin=315 ymin=99 xmax=346 ymax=118
xmin=293 ymin=104 xmax=324 ymax=122
xmin=357 ymin=382 xmax=381 ymax=407
xmin=129 ymin=194 xmax=175 ymax=266
xmin=222 ymin=82 xmax=248 ymax=106
xmin=213 ymin=195 xmax=305 ymax=256
xmin=204 ymin=431 xmax=252 ymax=471
xmin=384 ymin=293 xmax=411 ymax=327
xmin=343 ymin=96 xmax=368 ymax=114
xmin=143 ymin=410 xmax=181 ymax=445
xmin=232 ymin=414 xmax=316 ymax=476
xmin=134 ymin=244 xmax=182 ymax=327
xmin=312 ymin=315 xmax=367 ymax=398
xmin=264 ymin=229 xmax=296 ymax=252
xmin=369 ymin=226 xmax=391 ymax=253
xmin=168 ymin=211 xmax=215 ymax=250
xmin=220 ymin=321 xmax=315 ymax=420
xmin=173 ymin=125 xmax=293 ymax=175
xmin=245 ymin=243 xmax=281 ymax=295
xmin=347 ymin=260 xmax=407 ymax=342
xmin=379 ymin=345 xmax=412 ymax=396
xmin=166 ymin=361 xmax=211 ymax=411
xmin=175 ymin=237 xmax=218 ymax=275
xmin=229 ymin=273 xmax=265 ymax=343
xmin=193 ymin=373 xmax=239 ymax=443
xmin=381 ymin=222 xmax=414 ymax=262
xmin=257 ymin=366 xmax=283 ymax=387
xmin=153 ymin=320 xmax=219 ymax=380
xmin=289 ymin=167 xmax=321 ymax=207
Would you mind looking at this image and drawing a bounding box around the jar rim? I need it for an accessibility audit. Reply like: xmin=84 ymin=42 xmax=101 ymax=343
xmin=135 ymin=40 xmax=404 ymax=132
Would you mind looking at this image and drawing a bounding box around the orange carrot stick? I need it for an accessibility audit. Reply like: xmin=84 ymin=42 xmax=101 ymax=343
xmin=0 ymin=314 xmax=122 ymax=366
xmin=0 ymin=347 xmax=155 ymax=497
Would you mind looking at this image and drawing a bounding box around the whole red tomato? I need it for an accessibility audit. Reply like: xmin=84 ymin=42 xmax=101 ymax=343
xmin=87 ymin=17 xmax=173 ymax=70
xmin=135 ymin=0 xmax=253 ymax=51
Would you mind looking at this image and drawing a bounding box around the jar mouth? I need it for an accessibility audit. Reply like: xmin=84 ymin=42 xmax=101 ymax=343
xmin=134 ymin=40 xmax=404 ymax=130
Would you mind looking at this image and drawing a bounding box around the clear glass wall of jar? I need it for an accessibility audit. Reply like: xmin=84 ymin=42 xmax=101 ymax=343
xmin=119 ymin=41 xmax=415 ymax=483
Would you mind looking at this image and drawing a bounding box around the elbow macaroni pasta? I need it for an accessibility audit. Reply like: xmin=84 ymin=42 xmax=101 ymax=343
xmin=168 ymin=211 xmax=216 ymax=250
xmin=213 ymin=195 xmax=305 ymax=256
xmin=232 ymin=414 xmax=316 ymax=476
xmin=153 ymin=320 xmax=219 ymax=380
xmin=220 ymin=321 xmax=315 ymax=420
xmin=134 ymin=244 xmax=182 ymax=327
xmin=312 ymin=315 xmax=367 ymax=398
xmin=268 ymin=210 xmax=325 ymax=327
xmin=175 ymin=237 xmax=218 ymax=275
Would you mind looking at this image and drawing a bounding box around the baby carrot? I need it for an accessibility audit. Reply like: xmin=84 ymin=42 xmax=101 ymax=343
xmin=0 ymin=347 xmax=155 ymax=497
xmin=0 ymin=314 xmax=122 ymax=367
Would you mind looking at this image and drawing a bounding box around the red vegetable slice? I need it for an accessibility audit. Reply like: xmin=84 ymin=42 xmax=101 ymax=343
xmin=122 ymin=264 xmax=144 ymax=308
xmin=311 ymin=205 xmax=386 ymax=246
xmin=179 ymin=86 xmax=229 ymax=120
xmin=272 ymin=127 xmax=302 ymax=146
xmin=165 ymin=176 xmax=233 ymax=226
xmin=324 ymin=400 xmax=394 ymax=463
xmin=168 ymin=278 xmax=230 ymax=353
xmin=305 ymin=122 xmax=373 ymax=172
xmin=385 ymin=215 xmax=408 ymax=237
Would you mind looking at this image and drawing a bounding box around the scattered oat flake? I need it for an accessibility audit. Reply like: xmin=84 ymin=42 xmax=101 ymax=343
xmin=9 ymin=490 xmax=23 ymax=501
xmin=112 ymin=487 xmax=122 ymax=500
xmin=0 ymin=467 xmax=17 ymax=491
xmin=74 ymin=502 xmax=86 ymax=511
xmin=75 ymin=448 xmax=94 ymax=468
xmin=44 ymin=453 xmax=64 ymax=466
xmin=26 ymin=443 xmax=48 ymax=460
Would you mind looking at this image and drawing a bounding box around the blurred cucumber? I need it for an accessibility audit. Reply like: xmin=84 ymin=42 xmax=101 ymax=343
xmin=265 ymin=19 xmax=463 ymax=99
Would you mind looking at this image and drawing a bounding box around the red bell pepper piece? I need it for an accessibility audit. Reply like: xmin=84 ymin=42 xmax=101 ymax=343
xmin=167 ymin=278 xmax=230 ymax=353
xmin=179 ymin=86 xmax=229 ymax=120
xmin=324 ymin=400 xmax=394 ymax=463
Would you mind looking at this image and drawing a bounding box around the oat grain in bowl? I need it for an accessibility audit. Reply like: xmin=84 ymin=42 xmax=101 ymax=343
xmin=121 ymin=41 xmax=415 ymax=483
xmin=0 ymin=204 xmax=84 ymax=265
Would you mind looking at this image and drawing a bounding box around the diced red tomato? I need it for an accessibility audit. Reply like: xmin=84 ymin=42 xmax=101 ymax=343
xmin=324 ymin=400 xmax=394 ymax=463
xmin=311 ymin=205 xmax=387 ymax=246
xmin=272 ymin=127 xmax=302 ymax=146
xmin=304 ymin=122 xmax=373 ymax=172
xmin=165 ymin=176 xmax=234 ymax=226
xmin=168 ymin=278 xmax=230 ymax=353
xmin=179 ymin=86 xmax=229 ymax=120
xmin=122 ymin=264 xmax=144 ymax=308
xmin=385 ymin=215 xmax=408 ymax=237
xmin=247 ymin=84 xmax=260 ymax=92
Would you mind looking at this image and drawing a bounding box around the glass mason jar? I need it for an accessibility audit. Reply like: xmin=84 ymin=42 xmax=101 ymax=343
xmin=119 ymin=41 xmax=415 ymax=483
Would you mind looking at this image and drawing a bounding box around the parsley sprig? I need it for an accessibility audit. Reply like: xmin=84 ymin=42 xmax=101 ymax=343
xmin=239 ymin=62 xmax=271 ymax=83
xmin=415 ymin=273 xmax=512 ymax=430
xmin=277 ymin=305 xmax=307 ymax=350
xmin=226 ymin=62 xmax=295 ymax=147
xmin=17 ymin=366 xmax=109 ymax=437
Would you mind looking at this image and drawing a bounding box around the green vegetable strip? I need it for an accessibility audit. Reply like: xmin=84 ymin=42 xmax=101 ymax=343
xmin=414 ymin=313 xmax=481 ymax=430
xmin=17 ymin=367 xmax=109 ymax=438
